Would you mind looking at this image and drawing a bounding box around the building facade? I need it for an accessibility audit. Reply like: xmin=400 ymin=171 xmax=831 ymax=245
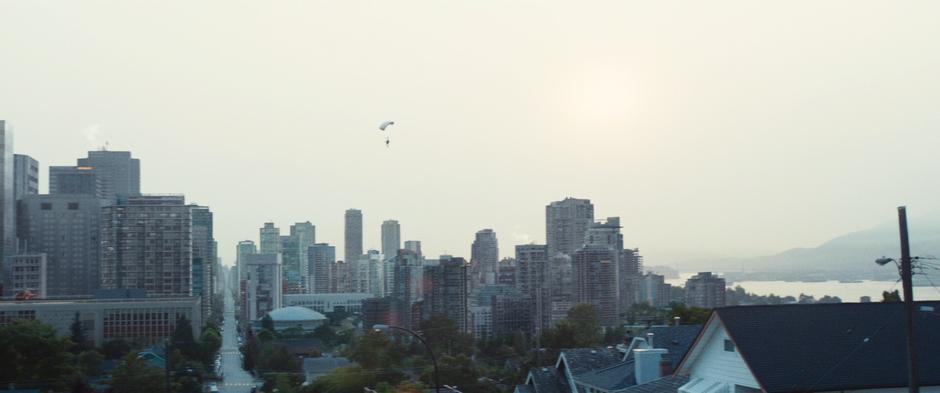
xmin=381 ymin=220 xmax=400 ymax=260
xmin=242 ymin=253 xmax=283 ymax=321
xmin=76 ymin=150 xmax=140 ymax=200
xmin=0 ymin=296 xmax=201 ymax=346
xmin=283 ymin=292 xmax=374 ymax=314
xmin=344 ymin=209 xmax=363 ymax=264
xmin=17 ymin=194 xmax=103 ymax=296
xmin=100 ymin=195 xmax=193 ymax=297
xmin=470 ymin=229 xmax=499 ymax=287
xmin=422 ymin=256 xmax=468 ymax=333
xmin=516 ymin=244 xmax=550 ymax=332
xmin=49 ymin=166 xmax=103 ymax=198
xmin=2 ymin=253 xmax=47 ymax=298
xmin=191 ymin=206 xmax=215 ymax=319
xmin=13 ymin=154 xmax=38 ymax=201
xmin=259 ymin=222 xmax=280 ymax=255
xmin=308 ymin=243 xmax=335 ymax=294
xmin=684 ymin=272 xmax=726 ymax=309
xmin=0 ymin=122 xmax=13 ymax=258
xmin=546 ymin=197 xmax=594 ymax=258
xmin=403 ymin=240 xmax=422 ymax=257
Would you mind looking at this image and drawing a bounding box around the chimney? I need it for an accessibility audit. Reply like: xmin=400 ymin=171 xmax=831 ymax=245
xmin=634 ymin=348 xmax=669 ymax=385
xmin=674 ymin=316 xmax=680 ymax=326
xmin=646 ymin=332 xmax=655 ymax=348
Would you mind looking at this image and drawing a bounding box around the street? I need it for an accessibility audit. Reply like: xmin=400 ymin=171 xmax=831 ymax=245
xmin=217 ymin=287 xmax=258 ymax=393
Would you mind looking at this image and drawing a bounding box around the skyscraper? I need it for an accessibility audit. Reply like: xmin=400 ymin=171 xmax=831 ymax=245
xmin=391 ymin=249 xmax=423 ymax=329
xmin=381 ymin=220 xmax=401 ymax=259
xmin=684 ymin=272 xmax=726 ymax=309
xmin=17 ymin=194 xmax=103 ymax=296
xmin=344 ymin=209 xmax=363 ymax=264
xmin=242 ymin=253 xmax=283 ymax=321
xmin=259 ymin=223 xmax=280 ymax=255
xmin=13 ymin=154 xmax=38 ymax=201
xmin=76 ymin=150 xmax=141 ymax=200
xmin=308 ymin=243 xmax=335 ymax=294
xmin=545 ymin=197 xmax=594 ymax=257
xmin=191 ymin=205 xmax=216 ymax=319
xmin=404 ymin=240 xmax=422 ymax=257
xmin=516 ymin=244 xmax=550 ymax=331
xmin=100 ymin=195 xmax=193 ymax=297
xmin=49 ymin=166 xmax=103 ymax=198
xmin=0 ymin=122 xmax=13 ymax=257
xmin=571 ymin=217 xmax=624 ymax=326
xmin=470 ymin=229 xmax=499 ymax=285
xmin=423 ymin=256 xmax=469 ymax=333
xmin=290 ymin=222 xmax=316 ymax=279
xmin=235 ymin=240 xmax=257 ymax=280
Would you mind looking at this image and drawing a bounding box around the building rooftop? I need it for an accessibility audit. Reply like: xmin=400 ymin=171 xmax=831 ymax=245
xmin=268 ymin=306 xmax=327 ymax=322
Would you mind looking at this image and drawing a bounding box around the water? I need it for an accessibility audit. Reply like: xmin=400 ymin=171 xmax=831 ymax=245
xmin=666 ymin=273 xmax=940 ymax=302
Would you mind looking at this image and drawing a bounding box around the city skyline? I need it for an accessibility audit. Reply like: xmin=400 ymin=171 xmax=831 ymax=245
xmin=5 ymin=2 xmax=940 ymax=268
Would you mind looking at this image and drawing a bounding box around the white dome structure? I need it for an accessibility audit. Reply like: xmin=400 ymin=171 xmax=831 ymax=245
xmin=266 ymin=306 xmax=327 ymax=332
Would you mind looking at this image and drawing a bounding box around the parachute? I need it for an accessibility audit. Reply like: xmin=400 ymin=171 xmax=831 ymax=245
xmin=379 ymin=121 xmax=395 ymax=147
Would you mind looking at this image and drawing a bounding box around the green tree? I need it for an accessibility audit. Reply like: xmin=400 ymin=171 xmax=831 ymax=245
xmin=199 ymin=326 xmax=222 ymax=366
xmin=0 ymin=319 xmax=77 ymax=391
xmin=69 ymin=312 xmax=91 ymax=354
xmin=668 ymin=303 xmax=711 ymax=325
xmin=172 ymin=315 xmax=199 ymax=361
xmin=240 ymin=329 xmax=261 ymax=371
xmin=303 ymin=365 xmax=405 ymax=393
xmin=101 ymin=338 xmax=132 ymax=359
xmin=257 ymin=344 xmax=302 ymax=374
xmin=603 ymin=325 xmax=627 ymax=345
xmin=420 ymin=314 xmax=474 ymax=356
xmin=349 ymin=330 xmax=403 ymax=370
xmin=261 ymin=314 xmax=275 ymax=332
xmin=111 ymin=353 xmax=163 ymax=393
xmin=882 ymin=290 xmax=902 ymax=302
xmin=78 ymin=350 xmax=104 ymax=377
xmin=422 ymin=354 xmax=479 ymax=391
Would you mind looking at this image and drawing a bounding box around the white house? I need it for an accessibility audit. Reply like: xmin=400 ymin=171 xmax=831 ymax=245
xmin=675 ymin=301 xmax=940 ymax=393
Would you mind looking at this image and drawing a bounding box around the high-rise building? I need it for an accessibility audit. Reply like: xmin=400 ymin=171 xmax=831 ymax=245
xmin=572 ymin=245 xmax=619 ymax=327
xmin=17 ymin=194 xmax=104 ymax=296
xmin=241 ymin=253 xmax=283 ymax=321
xmin=236 ymin=240 xmax=257 ymax=280
xmin=2 ymin=253 xmax=47 ymax=298
xmin=545 ymin=197 xmax=594 ymax=258
xmin=404 ymin=240 xmax=422 ymax=257
xmin=684 ymin=272 xmax=726 ymax=309
xmin=344 ymin=209 xmax=363 ymax=264
xmin=381 ymin=220 xmax=401 ymax=259
xmin=76 ymin=150 xmax=140 ymax=200
xmin=516 ymin=244 xmax=550 ymax=331
xmin=639 ymin=272 xmax=672 ymax=308
xmin=470 ymin=229 xmax=499 ymax=286
xmin=308 ymin=243 xmax=335 ymax=294
xmin=100 ymin=195 xmax=193 ymax=297
xmin=0 ymin=122 xmax=13 ymax=258
xmin=423 ymin=256 xmax=469 ymax=333
xmin=49 ymin=166 xmax=103 ymax=198
xmin=548 ymin=253 xmax=575 ymax=323
xmin=390 ymin=249 xmax=423 ymax=329
xmin=13 ymin=154 xmax=38 ymax=200
xmin=191 ymin=206 xmax=215 ymax=319
xmin=353 ymin=250 xmax=382 ymax=296
xmin=290 ymin=222 xmax=316 ymax=280
xmin=619 ymin=248 xmax=643 ymax=311
xmin=259 ymin=223 xmax=280 ymax=255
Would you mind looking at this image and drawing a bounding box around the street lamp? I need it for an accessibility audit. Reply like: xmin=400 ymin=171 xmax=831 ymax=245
xmin=372 ymin=324 xmax=440 ymax=393
xmin=874 ymin=206 xmax=918 ymax=393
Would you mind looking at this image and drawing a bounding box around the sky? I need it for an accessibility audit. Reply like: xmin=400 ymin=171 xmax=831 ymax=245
xmin=3 ymin=1 xmax=940 ymax=268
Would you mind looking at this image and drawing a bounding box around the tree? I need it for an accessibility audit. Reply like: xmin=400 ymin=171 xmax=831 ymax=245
xmin=603 ymin=326 xmax=627 ymax=345
xmin=423 ymin=354 xmax=479 ymax=391
xmin=102 ymin=338 xmax=132 ymax=359
xmin=0 ymin=319 xmax=77 ymax=391
xmin=257 ymin=344 xmax=302 ymax=374
xmin=70 ymin=312 xmax=91 ymax=354
xmin=349 ymin=330 xmax=403 ymax=370
xmin=199 ymin=326 xmax=222 ymax=366
xmin=565 ymin=304 xmax=601 ymax=346
xmin=420 ymin=314 xmax=474 ymax=356
xmin=667 ymin=303 xmax=711 ymax=325
xmin=111 ymin=353 xmax=163 ymax=393
xmin=303 ymin=365 xmax=405 ymax=393
xmin=882 ymin=290 xmax=901 ymax=302
xmin=261 ymin=314 xmax=275 ymax=332
xmin=78 ymin=350 xmax=104 ymax=377
xmin=172 ymin=315 xmax=199 ymax=361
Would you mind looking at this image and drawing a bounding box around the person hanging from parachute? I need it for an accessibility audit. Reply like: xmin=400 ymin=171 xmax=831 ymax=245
xmin=379 ymin=121 xmax=395 ymax=147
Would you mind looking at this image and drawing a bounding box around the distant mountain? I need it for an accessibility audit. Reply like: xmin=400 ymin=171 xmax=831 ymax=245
xmin=686 ymin=217 xmax=940 ymax=279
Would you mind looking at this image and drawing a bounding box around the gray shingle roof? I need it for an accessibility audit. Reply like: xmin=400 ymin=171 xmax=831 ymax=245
xmin=560 ymin=347 xmax=623 ymax=376
xmin=615 ymin=375 xmax=690 ymax=393
xmin=575 ymin=359 xmax=636 ymax=391
xmin=529 ymin=366 xmax=568 ymax=393
xmin=515 ymin=384 xmax=535 ymax=393
xmin=714 ymin=301 xmax=940 ymax=393
xmin=647 ymin=325 xmax=701 ymax=372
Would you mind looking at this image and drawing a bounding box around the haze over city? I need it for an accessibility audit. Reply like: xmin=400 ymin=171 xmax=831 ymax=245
xmin=5 ymin=1 xmax=940 ymax=267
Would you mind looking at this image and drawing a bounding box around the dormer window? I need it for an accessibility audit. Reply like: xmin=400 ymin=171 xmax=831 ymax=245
xmin=724 ymin=339 xmax=735 ymax=352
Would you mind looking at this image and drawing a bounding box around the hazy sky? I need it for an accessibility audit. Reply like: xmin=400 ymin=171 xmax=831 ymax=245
xmin=3 ymin=1 xmax=940 ymax=268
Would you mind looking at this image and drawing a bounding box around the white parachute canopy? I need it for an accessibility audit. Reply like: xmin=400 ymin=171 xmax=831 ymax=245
xmin=379 ymin=121 xmax=395 ymax=131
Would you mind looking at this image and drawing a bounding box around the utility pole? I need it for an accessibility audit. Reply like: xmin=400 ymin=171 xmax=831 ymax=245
xmin=897 ymin=206 xmax=919 ymax=393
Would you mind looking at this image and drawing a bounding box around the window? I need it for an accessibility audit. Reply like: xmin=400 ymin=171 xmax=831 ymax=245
xmin=724 ymin=339 xmax=735 ymax=352
xmin=68 ymin=202 xmax=80 ymax=210
xmin=41 ymin=203 xmax=53 ymax=210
